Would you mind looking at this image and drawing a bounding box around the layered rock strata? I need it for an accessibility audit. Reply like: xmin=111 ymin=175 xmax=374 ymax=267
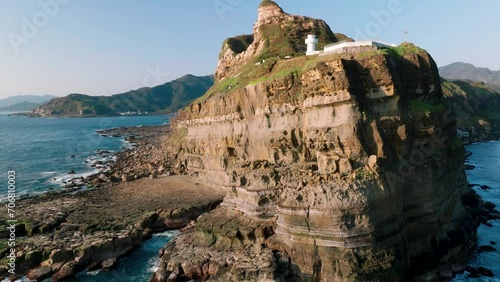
xmin=154 ymin=1 xmax=479 ymax=281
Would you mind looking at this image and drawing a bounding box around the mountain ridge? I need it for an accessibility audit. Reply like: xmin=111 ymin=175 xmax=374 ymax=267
xmin=442 ymin=78 xmax=500 ymax=141
xmin=29 ymin=74 xmax=214 ymax=117
xmin=0 ymin=95 xmax=55 ymax=108
xmin=440 ymin=62 xmax=500 ymax=91
xmin=0 ymin=102 xmax=43 ymax=112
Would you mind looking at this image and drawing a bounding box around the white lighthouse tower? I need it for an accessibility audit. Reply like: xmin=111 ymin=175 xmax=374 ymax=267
xmin=305 ymin=34 xmax=320 ymax=56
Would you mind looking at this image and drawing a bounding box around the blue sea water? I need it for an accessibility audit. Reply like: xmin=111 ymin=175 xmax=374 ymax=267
xmin=453 ymin=141 xmax=500 ymax=281
xmin=73 ymin=231 xmax=178 ymax=282
xmin=0 ymin=112 xmax=173 ymax=282
xmin=0 ymin=112 xmax=169 ymax=199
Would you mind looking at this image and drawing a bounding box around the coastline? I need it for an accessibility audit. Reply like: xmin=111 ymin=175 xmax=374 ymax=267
xmin=1 ymin=125 xmax=498 ymax=281
xmin=453 ymin=141 xmax=500 ymax=280
xmin=0 ymin=125 xmax=225 ymax=281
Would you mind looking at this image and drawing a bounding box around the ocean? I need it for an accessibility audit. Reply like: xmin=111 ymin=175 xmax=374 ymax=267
xmin=453 ymin=141 xmax=500 ymax=281
xmin=0 ymin=112 xmax=174 ymax=282
xmin=73 ymin=231 xmax=178 ymax=282
xmin=1 ymin=112 xmax=499 ymax=281
xmin=0 ymin=112 xmax=169 ymax=199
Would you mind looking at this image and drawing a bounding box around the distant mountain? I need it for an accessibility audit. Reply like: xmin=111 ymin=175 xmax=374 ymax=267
xmin=0 ymin=95 xmax=55 ymax=108
xmin=441 ymin=78 xmax=500 ymax=141
xmin=31 ymin=74 xmax=214 ymax=117
xmin=439 ymin=62 xmax=500 ymax=91
xmin=0 ymin=102 xmax=42 ymax=112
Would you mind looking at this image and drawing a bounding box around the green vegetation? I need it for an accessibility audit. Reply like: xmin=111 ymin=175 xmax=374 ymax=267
xmin=0 ymin=240 xmax=7 ymax=250
xmin=390 ymin=43 xmax=426 ymax=56
xmin=256 ymin=16 xmax=338 ymax=61
xmin=273 ymin=66 xmax=301 ymax=79
xmin=355 ymin=43 xmax=426 ymax=60
xmin=225 ymin=34 xmax=254 ymax=55
xmin=167 ymin=127 xmax=188 ymax=147
xmin=257 ymin=21 xmax=337 ymax=61
xmin=356 ymin=50 xmax=387 ymax=60
xmin=0 ymin=101 xmax=42 ymax=111
xmin=248 ymin=77 xmax=268 ymax=85
xmin=217 ymin=77 xmax=240 ymax=92
xmin=410 ymin=100 xmax=446 ymax=113
xmin=35 ymin=75 xmax=214 ymax=117
xmin=442 ymin=78 xmax=500 ymax=133
xmin=355 ymin=168 xmax=376 ymax=179
xmin=441 ymin=79 xmax=467 ymax=98
xmin=259 ymin=0 xmax=278 ymax=8
xmin=439 ymin=62 xmax=500 ymax=92
xmin=205 ymin=41 xmax=431 ymax=104
xmin=447 ymin=135 xmax=464 ymax=152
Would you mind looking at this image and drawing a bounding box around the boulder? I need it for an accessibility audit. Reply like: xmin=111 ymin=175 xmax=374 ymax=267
xmin=101 ymin=258 xmax=117 ymax=270
xmin=339 ymin=158 xmax=353 ymax=174
xmin=26 ymin=266 xmax=52 ymax=281
xmin=50 ymin=249 xmax=74 ymax=264
xmin=317 ymin=152 xmax=338 ymax=174
xmin=478 ymin=245 xmax=497 ymax=253
xmin=368 ymin=155 xmax=378 ymax=170
xmin=121 ymin=175 xmax=134 ymax=182
xmin=477 ymin=267 xmax=494 ymax=277
xmin=51 ymin=261 xmax=77 ymax=281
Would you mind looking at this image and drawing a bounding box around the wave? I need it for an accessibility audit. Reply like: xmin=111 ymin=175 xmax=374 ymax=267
xmin=122 ymin=139 xmax=134 ymax=149
xmin=84 ymin=269 xmax=102 ymax=276
xmin=148 ymin=257 xmax=160 ymax=273
xmin=49 ymin=169 xmax=101 ymax=186
xmin=154 ymin=230 xmax=180 ymax=238
xmin=40 ymin=171 xmax=57 ymax=175
xmin=145 ymin=231 xmax=179 ymax=274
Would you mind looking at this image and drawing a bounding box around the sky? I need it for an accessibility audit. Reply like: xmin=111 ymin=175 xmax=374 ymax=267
xmin=0 ymin=0 xmax=499 ymax=98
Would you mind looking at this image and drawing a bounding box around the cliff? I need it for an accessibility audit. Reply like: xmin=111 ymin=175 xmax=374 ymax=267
xmin=442 ymin=79 xmax=500 ymax=142
xmin=153 ymin=2 xmax=479 ymax=281
xmin=30 ymin=75 xmax=214 ymax=117
xmin=215 ymin=0 xmax=350 ymax=81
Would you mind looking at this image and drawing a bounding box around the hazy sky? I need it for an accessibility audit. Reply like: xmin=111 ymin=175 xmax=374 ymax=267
xmin=1 ymin=0 xmax=499 ymax=98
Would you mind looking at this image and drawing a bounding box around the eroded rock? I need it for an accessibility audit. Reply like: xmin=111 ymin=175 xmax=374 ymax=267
xmin=154 ymin=1 xmax=481 ymax=281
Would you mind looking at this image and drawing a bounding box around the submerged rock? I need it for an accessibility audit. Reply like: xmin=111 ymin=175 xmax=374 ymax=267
xmin=478 ymin=245 xmax=497 ymax=253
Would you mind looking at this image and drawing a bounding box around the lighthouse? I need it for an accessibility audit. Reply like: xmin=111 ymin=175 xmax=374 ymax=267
xmin=305 ymin=34 xmax=319 ymax=56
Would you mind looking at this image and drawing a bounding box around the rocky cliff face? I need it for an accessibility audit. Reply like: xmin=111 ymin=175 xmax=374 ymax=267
xmin=153 ymin=2 xmax=478 ymax=281
xmin=442 ymin=79 xmax=500 ymax=142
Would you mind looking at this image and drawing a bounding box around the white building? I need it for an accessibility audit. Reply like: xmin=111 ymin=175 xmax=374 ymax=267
xmin=305 ymin=34 xmax=396 ymax=56
xmin=305 ymin=34 xmax=321 ymax=56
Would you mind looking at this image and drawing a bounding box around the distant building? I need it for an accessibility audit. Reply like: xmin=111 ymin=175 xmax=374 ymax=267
xmin=305 ymin=34 xmax=396 ymax=56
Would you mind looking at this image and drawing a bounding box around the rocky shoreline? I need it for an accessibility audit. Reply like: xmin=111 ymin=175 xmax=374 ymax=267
xmin=0 ymin=125 xmax=225 ymax=281
xmin=0 ymin=127 xmax=498 ymax=281
xmin=148 ymin=1 xmax=500 ymax=280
